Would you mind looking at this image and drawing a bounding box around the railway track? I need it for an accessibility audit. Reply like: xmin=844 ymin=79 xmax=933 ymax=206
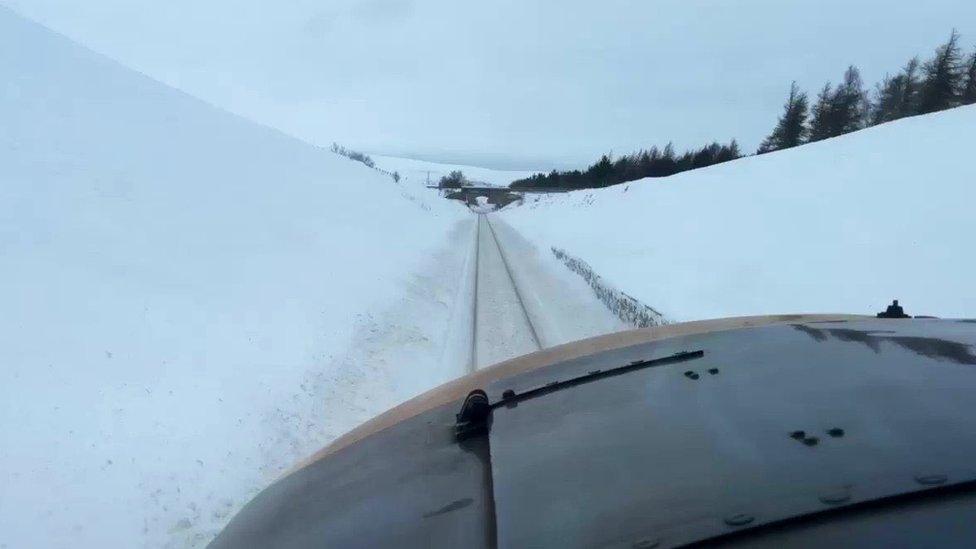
xmin=471 ymin=214 xmax=546 ymax=370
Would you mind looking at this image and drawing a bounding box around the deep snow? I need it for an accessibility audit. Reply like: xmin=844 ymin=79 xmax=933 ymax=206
xmin=501 ymin=105 xmax=976 ymax=321
xmin=0 ymin=9 xmax=635 ymax=547
xmin=0 ymin=7 xmax=472 ymax=548
xmin=484 ymin=216 xmax=631 ymax=353
xmin=5 ymin=3 xmax=976 ymax=548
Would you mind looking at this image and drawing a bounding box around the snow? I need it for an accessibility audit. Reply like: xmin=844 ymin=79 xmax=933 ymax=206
xmin=500 ymin=105 xmax=976 ymax=321
xmin=371 ymin=154 xmax=538 ymax=188
xmin=453 ymin=214 xmax=635 ymax=369
xmin=0 ymin=7 xmax=471 ymax=548
xmin=474 ymin=215 xmax=542 ymax=367
xmin=5 ymin=2 xmax=975 ymax=548
xmin=485 ymin=216 xmax=631 ymax=350
xmin=0 ymin=10 xmax=629 ymax=545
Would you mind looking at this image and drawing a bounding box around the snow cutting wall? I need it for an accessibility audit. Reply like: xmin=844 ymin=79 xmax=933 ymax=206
xmin=502 ymin=105 xmax=976 ymax=321
xmin=0 ymin=7 xmax=469 ymax=548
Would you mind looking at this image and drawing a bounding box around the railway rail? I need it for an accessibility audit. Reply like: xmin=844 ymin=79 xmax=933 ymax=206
xmin=472 ymin=214 xmax=545 ymax=369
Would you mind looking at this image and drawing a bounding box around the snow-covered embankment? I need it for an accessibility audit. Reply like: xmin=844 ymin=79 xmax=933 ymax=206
xmin=0 ymin=7 xmax=470 ymax=548
xmin=501 ymin=106 xmax=976 ymax=320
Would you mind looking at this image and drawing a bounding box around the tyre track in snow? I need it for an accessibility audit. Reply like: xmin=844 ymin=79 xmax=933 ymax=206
xmin=472 ymin=214 xmax=545 ymax=369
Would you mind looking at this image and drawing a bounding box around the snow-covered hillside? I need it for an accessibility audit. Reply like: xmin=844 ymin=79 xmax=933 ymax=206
xmin=372 ymin=154 xmax=538 ymax=188
xmin=0 ymin=7 xmax=469 ymax=548
xmin=501 ymin=106 xmax=976 ymax=321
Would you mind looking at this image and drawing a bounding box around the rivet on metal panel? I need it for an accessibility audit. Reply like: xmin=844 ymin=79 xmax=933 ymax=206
xmin=724 ymin=513 xmax=755 ymax=527
xmin=683 ymin=371 xmax=700 ymax=380
xmin=827 ymin=428 xmax=845 ymax=438
xmin=708 ymin=368 xmax=719 ymax=375
xmin=631 ymin=537 xmax=661 ymax=548
xmin=818 ymin=489 xmax=851 ymax=505
xmin=790 ymin=430 xmax=806 ymax=440
xmin=802 ymin=436 xmax=820 ymax=446
xmin=914 ymin=473 xmax=948 ymax=486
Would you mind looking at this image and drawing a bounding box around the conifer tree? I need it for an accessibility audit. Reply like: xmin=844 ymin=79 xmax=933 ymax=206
xmin=962 ymin=50 xmax=976 ymax=105
xmin=870 ymin=58 xmax=922 ymax=125
xmin=918 ymin=30 xmax=964 ymax=113
xmin=897 ymin=58 xmax=922 ymax=117
xmin=758 ymin=82 xmax=809 ymax=153
xmin=808 ymin=83 xmax=835 ymax=142
xmin=872 ymin=74 xmax=905 ymax=125
xmin=833 ymin=65 xmax=869 ymax=134
xmin=718 ymin=139 xmax=741 ymax=162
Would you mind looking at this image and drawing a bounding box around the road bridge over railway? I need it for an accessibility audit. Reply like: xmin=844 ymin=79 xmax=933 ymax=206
xmin=427 ymin=184 xmax=573 ymax=206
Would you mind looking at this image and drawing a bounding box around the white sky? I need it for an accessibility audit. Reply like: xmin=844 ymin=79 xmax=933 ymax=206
xmin=5 ymin=0 xmax=975 ymax=169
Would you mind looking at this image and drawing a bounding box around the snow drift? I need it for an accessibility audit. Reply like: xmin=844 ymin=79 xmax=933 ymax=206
xmin=0 ymin=6 xmax=467 ymax=548
xmin=502 ymin=106 xmax=976 ymax=321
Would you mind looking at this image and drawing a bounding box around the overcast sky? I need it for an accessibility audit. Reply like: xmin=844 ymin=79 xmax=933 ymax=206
xmin=5 ymin=0 xmax=975 ymax=169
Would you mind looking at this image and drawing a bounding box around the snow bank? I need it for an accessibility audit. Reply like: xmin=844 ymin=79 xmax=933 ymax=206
xmin=501 ymin=106 xmax=976 ymax=321
xmin=0 ymin=7 xmax=468 ymax=548
xmin=550 ymin=247 xmax=668 ymax=328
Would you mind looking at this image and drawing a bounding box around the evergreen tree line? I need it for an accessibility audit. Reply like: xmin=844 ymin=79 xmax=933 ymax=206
xmin=759 ymin=30 xmax=976 ymax=153
xmin=511 ymin=31 xmax=976 ymax=191
xmin=510 ymin=140 xmax=742 ymax=190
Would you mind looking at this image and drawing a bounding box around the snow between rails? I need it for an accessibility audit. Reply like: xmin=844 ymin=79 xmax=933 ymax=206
xmin=551 ymin=247 xmax=669 ymax=328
